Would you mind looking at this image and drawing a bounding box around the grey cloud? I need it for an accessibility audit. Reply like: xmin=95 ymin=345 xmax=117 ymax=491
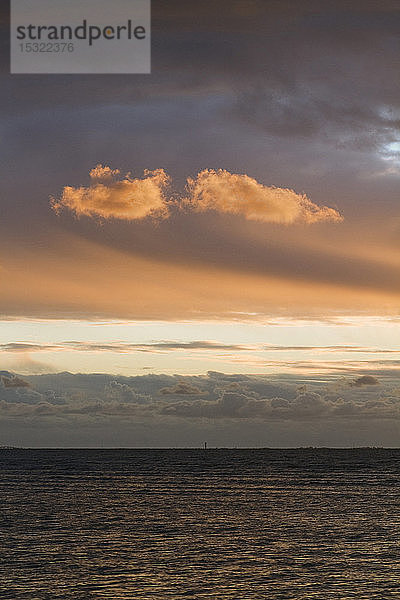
xmin=0 ymin=343 xmax=56 ymax=352
xmin=0 ymin=372 xmax=399 ymax=430
xmin=349 ymin=375 xmax=380 ymax=387
xmin=0 ymin=341 xmax=252 ymax=354
xmin=6 ymin=341 xmax=392 ymax=355
xmin=105 ymin=381 xmax=150 ymax=404
xmin=263 ymin=345 xmax=400 ymax=353
xmin=1 ymin=375 xmax=30 ymax=388
xmin=160 ymin=387 xmax=400 ymax=421
xmin=0 ymin=385 xmax=48 ymax=406
xmin=139 ymin=341 xmax=250 ymax=351
xmin=1 ymin=0 xmax=398 ymax=156
xmin=2 ymin=0 xmax=399 ymax=166
xmin=159 ymin=382 xmax=205 ymax=396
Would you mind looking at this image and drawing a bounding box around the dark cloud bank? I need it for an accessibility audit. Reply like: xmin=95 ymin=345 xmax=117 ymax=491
xmin=1 ymin=370 xmax=399 ymax=447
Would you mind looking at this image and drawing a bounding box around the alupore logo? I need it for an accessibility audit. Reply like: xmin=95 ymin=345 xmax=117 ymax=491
xmin=11 ymin=0 xmax=150 ymax=74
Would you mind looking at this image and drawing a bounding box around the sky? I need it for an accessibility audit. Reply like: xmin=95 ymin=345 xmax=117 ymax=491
xmin=1 ymin=0 xmax=400 ymax=446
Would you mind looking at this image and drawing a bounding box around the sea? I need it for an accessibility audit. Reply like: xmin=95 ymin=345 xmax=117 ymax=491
xmin=0 ymin=448 xmax=399 ymax=599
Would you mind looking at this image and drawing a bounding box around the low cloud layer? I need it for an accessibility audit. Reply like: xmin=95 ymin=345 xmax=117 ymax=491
xmin=1 ymin=370 xmax=400 ymax=446
xmin=51 ymin=166 xmax=170 ymax=221
xmin=52 ymin=166 xmax=342 ymax=225
xmin=0 ymin=370 xmax=397 ymax=421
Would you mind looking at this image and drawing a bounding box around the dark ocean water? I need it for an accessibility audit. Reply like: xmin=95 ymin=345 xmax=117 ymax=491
xmin=1 ymin=448 xmax=400 ymax=599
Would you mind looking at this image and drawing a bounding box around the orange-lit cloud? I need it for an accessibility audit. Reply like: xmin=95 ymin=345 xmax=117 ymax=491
xmin=52 ymin=166 xmax=342 ymax=225
xmin=185 ymin=169 xmax=343 ymax=224
xmin=51 ymin=165 xmax=170 ymax=221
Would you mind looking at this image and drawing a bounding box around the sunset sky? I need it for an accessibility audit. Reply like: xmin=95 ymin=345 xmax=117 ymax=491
xmin=1 ymin=1 xmax=400 ymax=446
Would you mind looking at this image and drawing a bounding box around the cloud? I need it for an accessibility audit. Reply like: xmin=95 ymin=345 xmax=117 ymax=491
xmin=349 ymin=375 xmax=380 ymax=387
xmin=0 ymin=343 xmax=56 ymax=352
xmin=159 ymin=381 xmax=205 ymax=395
xmin=139 ymin=341 xmax=250 ymax=351
xmin=1 ymin=375 xmax=30 ymax=388
xmin=51 ymin=165 xmax=170 ymax=221
xmin=0 ymin=371 xmax=399 ymax=439
xmin=2 ymin=224 xmax=400 ymax=322
xmin=0 ymin=340 xmax=252 ymax=354
xmin=71 ymin=340 xmax=251 ymax=353
xmin=185 ymin=169 xmax=343 ymax=224
xmin=161 ymin=386 xmax=399 ymax=421
xmin=1 ymin=352 xmax=57 ymax=375
xmin=51 ymin=166 xmax=342 ymax=226
xmin=105 ymin=381 xmax=150 ymax=404
xmin=161 ymin=388 xmax=330 ymax=419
